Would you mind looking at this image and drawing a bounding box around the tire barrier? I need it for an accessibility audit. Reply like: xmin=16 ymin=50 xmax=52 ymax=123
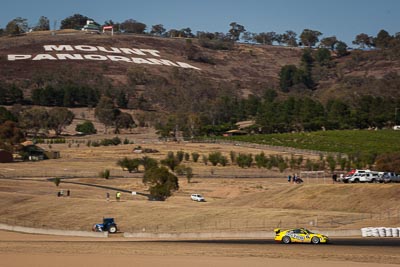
xmin=361 ymin=227 xmax=400 ymax=237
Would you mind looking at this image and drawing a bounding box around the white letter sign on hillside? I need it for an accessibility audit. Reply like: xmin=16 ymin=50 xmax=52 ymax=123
xmin=10 ymin=44 xmax=201 ymax=70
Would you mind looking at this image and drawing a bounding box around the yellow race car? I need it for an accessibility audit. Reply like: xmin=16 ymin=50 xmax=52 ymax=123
xmin=274 ymin=228 xmax=329 ymax=244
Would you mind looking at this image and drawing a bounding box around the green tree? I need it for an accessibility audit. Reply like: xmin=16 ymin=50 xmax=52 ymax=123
xmin=300 ymin=29 xmax=322 ymax=47
xmin=143 ymin=166 xmax=179 ymax=201
xmin=150 ymin=24 xmax=166 ymax=36
xmin=76 ymin=121 xmax=97 ymax=134
xmin=116 ymin=89 xmax=128 ymax=108
xmin=279 ymin=65 xmax=298 ymax=92
xmin=120 ymin=19 xmax=146 ymax=33
xmin=0 ymin=83 xmax=23 ymax=105
xmin=315 ymin=48 xmax=331 ymax=66
xmin=141 ymin=156 xmax=159 ymax=171
xmin=60 ymin=14 xmax=91 ymax=29
xmin=335 ymin=41 xmax=348 ymax=57
xmin=374 ymin=29 xmax=393 ymax=49
xmin=161 ymin=152 xmax=180 ymax=171
xmin=115 ymin=112 xmax=135 ymax=134
xmin=95 ymin=96 xmax=121 ymax=133
xmin=281 ymin=30 xmax=298 ymax=46
xmin=300 ymin=48 xmax=314 ymax=89
xmin=34 ymin=16 xmax=50 ymax=31
xmin=19 ymin=107 xmax=49 ymax=137
xmin=47 ymin=107 xmax=75 ymax=136
xmin=6 ymin=17 xmax=28 ymax=34
xmin=0 ymin=121 xmax=24 ymax=150
xmin=253 ymin=32 xmax=276 ymax=45
xmin=228 ymin=22 xmax=246 ymax=41
xmin=5 ymin=20 xmax=20 ymax=35
xmin=320 ymin=36 xmax=338 ymax=50
xmin=117 ymin=157 xmax=141 ymax=173
xmin=353 ymin=33 xmax=374 ymax=48
xmin=0 ymin=107 xmax=17 ymax=124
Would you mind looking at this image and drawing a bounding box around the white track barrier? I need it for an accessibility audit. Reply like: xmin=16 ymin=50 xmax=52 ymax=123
xmin=361 ymin=227 xmax=400 ymax=237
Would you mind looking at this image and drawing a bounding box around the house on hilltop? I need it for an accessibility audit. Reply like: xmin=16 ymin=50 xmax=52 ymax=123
xmin=81 ymin=20 xmax=100 ymax=33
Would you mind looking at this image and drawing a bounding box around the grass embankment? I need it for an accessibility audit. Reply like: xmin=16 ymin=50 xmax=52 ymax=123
xmin=225 ymin=130 xmax=400 ymax=155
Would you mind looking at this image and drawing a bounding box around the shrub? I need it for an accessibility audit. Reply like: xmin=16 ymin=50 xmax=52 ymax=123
xmin=202 ymin=154 xmax=208 ymax=165
xmin=208 ymin=151 xmax=222 ymax=166
xmin=186 ymin=167 xmax=193 ymax=183
xmin=53 ymin=177 xmax=61 ymax=187
xmin=236 ymin=153 xmax=253 ymax=168
xmin=230 ymin=151 xmax=237 ymax=164
xmin=255 ymin=152 xmax=267 ymax=168
xmin=176 ymin=150 xmax=184 ymax=162
xmin=191 ymin=152 xmax=200 ymax=162
xmin=99 ymin=169 xmax=110 ymax=179
xmin=184 ymin=152 xmax=190 ymax=161
xmin=75 ymin=121 xmax=97 ymax=135
xmin=220 ymin=156 xmax=228 ymax=166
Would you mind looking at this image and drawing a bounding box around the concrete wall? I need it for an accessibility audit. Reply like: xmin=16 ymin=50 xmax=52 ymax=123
xmin=0 ymin=223 xmax=108 ymax=238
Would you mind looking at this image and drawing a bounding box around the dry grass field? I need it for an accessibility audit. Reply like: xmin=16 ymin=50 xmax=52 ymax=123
xmin=1 ymin=128 xmax=400 ymax=267
xmin=0 ymin=128 xmax=399 ymax=234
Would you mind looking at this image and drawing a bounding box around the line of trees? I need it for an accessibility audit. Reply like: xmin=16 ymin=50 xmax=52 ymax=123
xmin=2 ymin=14 xmax=400 ymax=51
xmin=154 ymin=91 xmax=400 ymax=137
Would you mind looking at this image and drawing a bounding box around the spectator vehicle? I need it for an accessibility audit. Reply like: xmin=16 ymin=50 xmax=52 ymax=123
xmin=274 ymin=228 xmax=329 ymax=244
xmin=92 ymin=217 xmax=118 ymax=233
xmin=346 ymin=171 xmax=380 ymax=183
xmin=342 ymin=169 xmax=381 ymax=183
xmin=190 ymin=194 xmax=205 ymax=202
xmin=382 ymin=172 xmax=400 ymax=183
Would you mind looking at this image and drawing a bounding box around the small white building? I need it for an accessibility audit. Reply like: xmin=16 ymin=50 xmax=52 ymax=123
xmin=82 ymin=20 xmax=100 ymax=33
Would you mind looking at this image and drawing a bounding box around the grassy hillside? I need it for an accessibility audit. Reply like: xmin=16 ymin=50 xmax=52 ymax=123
xmin=225 ymin=129 xmax=400 ymax=155
xmin=1 ymin=30 xmax=400 ymax=105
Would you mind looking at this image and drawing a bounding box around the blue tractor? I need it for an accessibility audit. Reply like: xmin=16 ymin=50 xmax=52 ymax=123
xmin=92 ymin=218 xmax=118 ymax=233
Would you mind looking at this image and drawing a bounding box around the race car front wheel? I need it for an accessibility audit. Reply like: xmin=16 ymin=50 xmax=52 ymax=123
xmin=282 ymin=236 xmax=291 ymax=244
xmin=311 ymin=236 xmax=320 ymax=244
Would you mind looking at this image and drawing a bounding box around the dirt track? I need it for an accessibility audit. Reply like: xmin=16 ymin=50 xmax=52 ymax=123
xmin=1 ymin=231 xmax=399 ymax=267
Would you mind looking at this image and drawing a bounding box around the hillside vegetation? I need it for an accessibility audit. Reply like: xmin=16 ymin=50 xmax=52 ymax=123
xmin=0 ymin=31 xmax=400 ymax=153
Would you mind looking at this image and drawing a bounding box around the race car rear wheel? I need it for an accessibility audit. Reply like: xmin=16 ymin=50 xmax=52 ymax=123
xmin=282 ymin=236 xmax=291 ymax=244
xmin=311 ymin=236 xmax=320 ymax=244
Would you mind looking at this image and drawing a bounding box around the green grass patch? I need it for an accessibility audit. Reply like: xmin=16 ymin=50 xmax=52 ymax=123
xmin=222 ymin=130 xmax=400 ymax=155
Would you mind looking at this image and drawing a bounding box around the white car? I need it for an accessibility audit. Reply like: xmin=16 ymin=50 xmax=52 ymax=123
xmin=347 ymin=172 xmax=380 ymax=183
xmin=191 ymin=194 xmax=205 ymax=202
